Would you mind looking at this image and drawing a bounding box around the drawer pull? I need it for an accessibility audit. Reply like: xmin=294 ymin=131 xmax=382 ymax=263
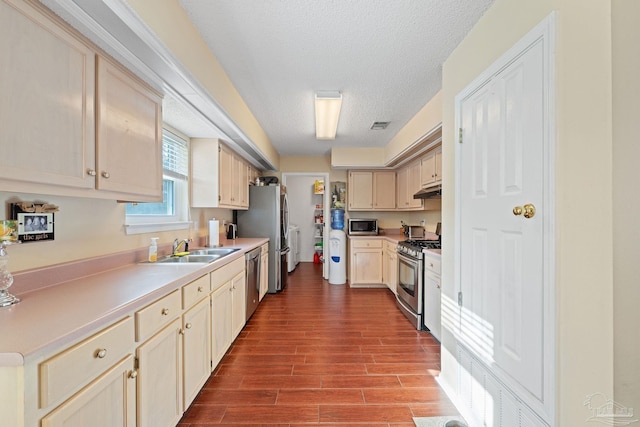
xmin=101 ymin=171 xmax=110 ymax=179
xmin=95 ymin=348 xmax=107 ymax=359
xmin=197 ymin=286 xmax=204 ymax=293
xmin=185 ymin=323 xmax=192 ymax=330
xmin=129 ymin=370 xmax=138 ymax=379
xmin=430 ymin=263 xmax=434 ymax=268
xmin=161 ymin=308 xmax=170 ymax=316
xmin=87 ymin=169 xmax=96 ymax=176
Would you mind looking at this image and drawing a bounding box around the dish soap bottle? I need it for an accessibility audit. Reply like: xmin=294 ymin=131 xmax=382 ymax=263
xmin=148 ymin=237 xmax=159 ymax=262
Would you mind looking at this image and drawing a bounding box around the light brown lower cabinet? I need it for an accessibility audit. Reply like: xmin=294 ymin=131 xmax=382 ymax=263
xmin=40 ymin=355 xmax=136 ymax=427
xmin=136 ymin=317 xmax=183 ymax=427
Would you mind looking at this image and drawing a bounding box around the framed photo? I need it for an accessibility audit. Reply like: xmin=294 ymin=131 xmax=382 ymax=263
xmin=11 ymin=205 xmax=55 ymax=243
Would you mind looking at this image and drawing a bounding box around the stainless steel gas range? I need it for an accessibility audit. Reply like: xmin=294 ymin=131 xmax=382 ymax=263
xmin=396 ymin=238 xmax=441 ymax=330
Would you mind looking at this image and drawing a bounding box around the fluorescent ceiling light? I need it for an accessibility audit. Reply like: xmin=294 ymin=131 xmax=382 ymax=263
xmin=315 ymin=91 xmax=342 ymax=140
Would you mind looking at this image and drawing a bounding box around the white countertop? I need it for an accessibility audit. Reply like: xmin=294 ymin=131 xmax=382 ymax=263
xmin=0 ymin=237 xmax=267 ymax=366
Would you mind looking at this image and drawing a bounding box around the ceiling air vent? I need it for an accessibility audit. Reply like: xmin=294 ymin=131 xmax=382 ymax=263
xmin=370 ymin=121 xmax=390 ymax=130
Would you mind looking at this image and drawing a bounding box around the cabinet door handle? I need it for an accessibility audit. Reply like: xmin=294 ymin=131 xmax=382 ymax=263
xmin=87 ymin=169 xmax=97 ymax=176
xmin=185 ymin=323 xmax=192 ymax=329
xmin=197 ymin=286 xmax=204 ymax=293
xmin=161 ymin=308 xmax=169 ymax=316
xmin=101 ymin=171 xmax=110 ymax=179
xmin=95 ymin=348 xmax=107 ymax=359
xmin=129 ymin=370 xmax=138 ymax=379
xmin=179 ymin=329 xmax=185 ymax=335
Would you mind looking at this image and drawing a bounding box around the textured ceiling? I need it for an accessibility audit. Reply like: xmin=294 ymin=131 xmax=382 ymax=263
xmin=177 ymin=0 xmax=494 ymax=157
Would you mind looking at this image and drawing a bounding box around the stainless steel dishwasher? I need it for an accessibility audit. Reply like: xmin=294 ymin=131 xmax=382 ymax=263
xmin=245 ymin=246 xmax=262 ymax=321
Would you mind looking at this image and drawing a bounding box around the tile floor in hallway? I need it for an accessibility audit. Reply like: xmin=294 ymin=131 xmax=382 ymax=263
xmin=178 ymin=262 xmax=458 ymax=426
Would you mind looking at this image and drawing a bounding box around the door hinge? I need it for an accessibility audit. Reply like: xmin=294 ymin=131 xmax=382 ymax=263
xmin=458 ymin=291 xmax=463 ymax=307
xmin=134 ymin=357 xmax=139 ymax=370
xmin=458 ymin=128 xmax=463 ymax=144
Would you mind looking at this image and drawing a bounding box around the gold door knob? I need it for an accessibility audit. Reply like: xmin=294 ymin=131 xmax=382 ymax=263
xmin=95 ymin=348 xmax=107 ymax=359
xmin=129 ymin=370 xmax=138 ymax=379
xmin=513 ymin=203 xmax=536 ymax=218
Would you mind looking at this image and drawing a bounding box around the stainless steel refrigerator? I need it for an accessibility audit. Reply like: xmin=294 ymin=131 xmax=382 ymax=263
xmin=237 ymin=185 xmax=290 ymax=293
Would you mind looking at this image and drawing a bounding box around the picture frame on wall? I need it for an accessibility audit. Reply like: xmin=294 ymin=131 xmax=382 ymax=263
xmin=11 ymin=204 xmax=55 ymax=243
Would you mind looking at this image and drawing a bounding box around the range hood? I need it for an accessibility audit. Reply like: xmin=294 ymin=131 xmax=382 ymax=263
xmin=413 ymin=185 xmax=442 ymax=199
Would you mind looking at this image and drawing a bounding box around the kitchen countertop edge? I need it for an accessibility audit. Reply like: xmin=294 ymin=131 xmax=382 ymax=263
xmin=0 ymin=237 xmax=268 ymax=366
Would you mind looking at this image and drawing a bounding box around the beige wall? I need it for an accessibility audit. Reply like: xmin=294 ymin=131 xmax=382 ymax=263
xmin=126 ymin=0 xmax=280 ymax=170
xmin=0 ymin=191 xmax=232 ymax=273
xmin=441 ymin=0 xmax=614 ymax=425
xmin=612 ymin=0 xmax=640 ymax=414
xmin=386 ymin=90 xmax=442 ymax=162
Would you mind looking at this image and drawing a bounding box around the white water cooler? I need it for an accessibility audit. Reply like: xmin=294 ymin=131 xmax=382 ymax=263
xmin=328 ymin=229 xmax=346 ymax=284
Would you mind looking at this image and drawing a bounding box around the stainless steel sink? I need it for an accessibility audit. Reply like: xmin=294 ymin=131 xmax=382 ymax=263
xmin=148 ymin=247 xmax=239 ymax=264
xmin=155 ymin=254 xmax=220 ymax=264
xmin=188 ymin=248 xmax=240 ymax=256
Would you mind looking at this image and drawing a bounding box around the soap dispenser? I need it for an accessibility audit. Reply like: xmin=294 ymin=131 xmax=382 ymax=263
xmin=148 ymin=237 xmax=159 ymax=262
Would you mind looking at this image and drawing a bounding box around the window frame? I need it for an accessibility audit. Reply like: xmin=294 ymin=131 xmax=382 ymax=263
xmin=124 ymin=128 xmax=191 ymax=235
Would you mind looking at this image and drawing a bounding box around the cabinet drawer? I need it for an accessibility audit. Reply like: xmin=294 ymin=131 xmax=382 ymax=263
xmin=135 ymin=290 xmax=181 ymax=342
xmin=39 ymin=316 xmax=134 ymax=408
xmin=424 ymin=254 xmax=441 ymax=275
xmin=211 ymin=257 xmax=244 ymax=292
xmin=182 ymin=275 xmax=210 ymax=309
xmin=351 ymin=239 xmax=382 ymax=249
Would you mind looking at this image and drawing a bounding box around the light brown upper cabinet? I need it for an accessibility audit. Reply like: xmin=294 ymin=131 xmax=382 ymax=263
xmin=420 ymin=146 xmax=442 ymax=188
xmin=95 ymin=56 xmax=163 ymax=201
xmin=0 ymin=0 xmax=163 ymax=202
xmin=396 ymin=160 xmax=423 ymax=210
xmin=348 ymin=170 xmax=396 ymax=211
xmin=191 ymin=139 xmax=251 ymax=209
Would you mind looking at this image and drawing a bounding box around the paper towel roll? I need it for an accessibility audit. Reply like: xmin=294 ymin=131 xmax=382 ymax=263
xmin=209 ymin=220 xmax=219 ymax=247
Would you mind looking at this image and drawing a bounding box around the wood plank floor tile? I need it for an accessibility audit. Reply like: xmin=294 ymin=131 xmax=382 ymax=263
xmin=319 ymin=404 xmax=415 ymax=423
xmin=240 ymin=375 xmax=322 ymax=389
xmin=276 ymin=388 xmax=365 ymax=405
xmin=321 ymin=375 xmax=402 ymax=388
xmin=363 ymin=387 xmax=448 ymax=404
xmin=195 ymin=389 xmax=278 ymax=405
xmin=178 ymin=262 xmax=456 ymax=425
xmin=221 ymin=405 xmax=319 ymax=424
xmin=293 ymin=362 xmax=368 ymax=376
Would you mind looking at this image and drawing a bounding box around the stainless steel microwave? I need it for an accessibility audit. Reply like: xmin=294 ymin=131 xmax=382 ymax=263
xmin=348 ymin=218 xmax=378 ymax=235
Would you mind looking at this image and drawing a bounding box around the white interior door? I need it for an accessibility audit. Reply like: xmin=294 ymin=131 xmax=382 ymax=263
xmin=457 ymin=35 xmax=548 ymax=402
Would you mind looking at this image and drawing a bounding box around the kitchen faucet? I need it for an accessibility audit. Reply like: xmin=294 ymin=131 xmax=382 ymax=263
xmin=173 ymin=238 xmax=191 ymax=255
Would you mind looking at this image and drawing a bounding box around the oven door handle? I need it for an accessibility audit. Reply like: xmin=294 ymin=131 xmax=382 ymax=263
xmin=396 ymin=294 xmax=416 ymax=314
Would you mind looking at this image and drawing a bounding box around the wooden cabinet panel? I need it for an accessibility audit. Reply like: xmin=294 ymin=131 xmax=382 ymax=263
xmin=349 ymin=239 xmax=383 ymax=285
xmin=135 ymin=290 xmax=181 ymax=343
xmin=39 ymin=317 xmax=134 ymax=409
xmin=0 ymin=0 xmax=163 ymax=202
xmin=0 ymin=0 xmax=96 ymax=191
xmin=211 ymin=281 xmax=232 ymax=368
xmin=372 ymin=171 xmax=396 ymax=209
xmin=348 ymin=171 xmax=373 ymax=210
xmin=420 ymin=146 xmax=442 ymax=187
xmin=182 ymin=297 xmax=211 ymax=409
xmin=191 ymin=139 xmax=250 ymax=209
xmin=396 ymin=161 xmax=423 ymax=210
xmin=137 ymin=318 xmax=182 ymax=427
xmin=348 ymin=171 xmax=396 ymax=211
xmin=231 ymin=271 xmax=246 ymax=339
xmin=182 ymin=275 xmax=210 ymax=309
xmin=96 ymin=56 xmax=163 ymax=201
xmin=41 ymin=355 xmax=136 ymax=427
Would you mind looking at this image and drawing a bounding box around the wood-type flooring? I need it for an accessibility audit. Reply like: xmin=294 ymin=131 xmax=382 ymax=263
xmin=178 ymin=262 xmax=458 ymax=426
